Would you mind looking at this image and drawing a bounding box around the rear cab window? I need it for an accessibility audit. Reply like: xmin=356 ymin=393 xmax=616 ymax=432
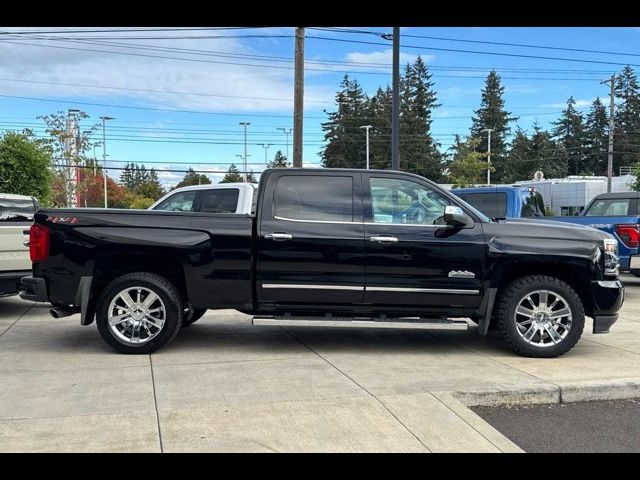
xmin=0 ymin=196 xmax=37 ymax=222
xmin=456 ymin=192 xmax=507 ymax=219
xmin=584 ymin=198 xmax=631 ymax=216
xmin=200 ymin=189 xmax=240 ymax=213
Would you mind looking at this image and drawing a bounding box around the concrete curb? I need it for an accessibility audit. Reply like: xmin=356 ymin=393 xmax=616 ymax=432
xmin=450 ymin=378 xmax=640 ymax=407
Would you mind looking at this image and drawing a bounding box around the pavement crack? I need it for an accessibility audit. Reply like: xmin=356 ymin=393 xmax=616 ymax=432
xmin=278 ymin=327 xmax=431 ymax=453
xmin=0 ymin=302 xmax=36 ymax=340
xmin=148 ymin=354 xmax=164 ymax=453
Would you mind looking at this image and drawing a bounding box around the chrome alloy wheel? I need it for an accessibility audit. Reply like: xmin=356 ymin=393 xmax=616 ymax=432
xmin=514 ymin=289 xmax=572 ymax=348
xmin=108 ymin=286 xmax=166 ymax=345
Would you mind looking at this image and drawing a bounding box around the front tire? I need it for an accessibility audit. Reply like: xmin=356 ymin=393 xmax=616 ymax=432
xmin=96 ymin=272 xmax=183 ymax=354
xmin=496 ymin=275 xmax=585 ymax=358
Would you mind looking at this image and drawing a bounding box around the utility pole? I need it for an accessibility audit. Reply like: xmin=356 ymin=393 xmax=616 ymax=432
xmin=391 ymin=27 xmax=400 ymax=170
xmin=277 ymin=127 xmax=293 ymax=161
xmin=239 ymin=122 xmax=251 ymax=182
xmin=100 ymin=116 xmax=114 ymax=208
xmin=258 ymin=143 xmax=274 ymax=166
xmin=601 ymin=74 xmax=618 ymax=193
xmin=65 ymin=109 xmax=80 ymax=208
xmin=293 ymin=27 xmax=304 ymax=167
xmin=360 ymin=125 xmax=372 ymax=169
xmin=482 ymin=128 xmax=494 ymax=185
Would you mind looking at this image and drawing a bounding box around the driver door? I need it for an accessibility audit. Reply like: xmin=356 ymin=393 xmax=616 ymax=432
xmin=363 ymin=173 xmax=485 ymax=309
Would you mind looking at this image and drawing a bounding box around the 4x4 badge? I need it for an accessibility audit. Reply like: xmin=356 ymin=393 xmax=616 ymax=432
xmin=448 ymin=270 xmax=475 ymax=279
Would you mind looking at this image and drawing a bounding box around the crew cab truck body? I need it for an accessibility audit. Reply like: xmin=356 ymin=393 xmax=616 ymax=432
xmin=20 ymin=169 xmax=624 ymax=357
xmin=546 ymin=192 xmax=640 ymax=275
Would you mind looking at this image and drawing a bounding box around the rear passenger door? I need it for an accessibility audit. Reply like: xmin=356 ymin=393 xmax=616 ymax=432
xmin=256 ymin=171 xmax=366 ymax=308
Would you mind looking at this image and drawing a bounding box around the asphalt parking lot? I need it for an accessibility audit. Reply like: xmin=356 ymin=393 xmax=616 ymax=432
xmin=1 ymin=274 xmax=639 ymax=452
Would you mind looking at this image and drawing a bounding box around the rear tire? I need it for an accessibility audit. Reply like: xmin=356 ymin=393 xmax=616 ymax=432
xmin=95 ymin=272 xmax=183 ymax=354
xmin=496 ymin=275 xmax=585 ymax=358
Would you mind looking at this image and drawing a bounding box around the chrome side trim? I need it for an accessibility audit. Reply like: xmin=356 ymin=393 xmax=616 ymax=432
xmin=274 ymin=215 xmax=356 ymax=225
xmin=253 ymin=317 xmax=469 ymax=331
xmin=261 ymin=284 xmax=479 ymax=295
xmin=273 ymin=215 xmax=446 ymax=228
xmin=367 ymin=286 xmax=480 ymax=294
xmin=262 ymin=284 xmax=364 ymax=291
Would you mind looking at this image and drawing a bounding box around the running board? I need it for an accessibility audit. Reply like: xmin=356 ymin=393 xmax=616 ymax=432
xmin=252 ymin=316 xmax=469 ymax=331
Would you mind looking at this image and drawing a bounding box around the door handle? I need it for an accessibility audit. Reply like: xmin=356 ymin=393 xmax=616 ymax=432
xmin=264 ymin=232 xmax=293 ymax=241
xmin=369 ymin=236 xmax=398 ymax=243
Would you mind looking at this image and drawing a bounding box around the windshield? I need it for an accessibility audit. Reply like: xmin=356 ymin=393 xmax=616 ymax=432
xmin=0 ymin=196 xmax=37 ymax=222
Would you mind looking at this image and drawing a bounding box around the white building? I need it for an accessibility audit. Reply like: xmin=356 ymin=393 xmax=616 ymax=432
xmin=515 ymin=175 xmax=635 ymax=216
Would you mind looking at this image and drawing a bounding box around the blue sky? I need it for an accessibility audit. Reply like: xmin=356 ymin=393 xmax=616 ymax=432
xmin=0 ymin=26 xmax=638 ymax=187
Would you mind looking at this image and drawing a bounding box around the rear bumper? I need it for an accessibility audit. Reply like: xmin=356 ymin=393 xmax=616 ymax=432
xmin=591 ymin=280 xmax=624 ymax=334
xmin=0 ymin=270 xmax=32 ymax=296
xmin=18 ymin=276 xmax=48 ymax=303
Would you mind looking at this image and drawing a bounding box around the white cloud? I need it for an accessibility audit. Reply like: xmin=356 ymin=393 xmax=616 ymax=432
xmin=0 ymin=27 xmax=333 ymax=113
xmin=344 ymin=49 xmax=433 ymax=66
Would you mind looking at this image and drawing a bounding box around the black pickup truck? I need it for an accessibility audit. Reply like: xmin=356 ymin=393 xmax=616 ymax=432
xmin=20 ymin=168 xmax=624 ymax=357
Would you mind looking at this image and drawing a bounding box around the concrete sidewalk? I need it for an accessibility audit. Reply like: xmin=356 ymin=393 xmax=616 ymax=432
xmin=1 ymin=275 xmax=639 ymax=452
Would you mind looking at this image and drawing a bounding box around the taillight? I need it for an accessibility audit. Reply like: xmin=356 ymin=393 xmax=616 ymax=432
xmin=615 ymin=224 xmax=640 ymax=249
xmin=29 ymin=224 xmax=50 ymax=263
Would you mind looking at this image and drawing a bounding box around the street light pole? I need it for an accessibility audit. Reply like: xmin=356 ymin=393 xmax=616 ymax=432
xmin=601 ymin=74 xmax=619 ymax=193
xmin=239 ymin=122 xmax=251 ymax=182
xmin=482 ymin=128 xmax=494 ymax=185
xmin=360 ymin=125 xmax=372 ymax=169
xmin=277 ymin=127 xmax=293 ymax=162
xmin=258 ymin=143 xmax=274 ymax=166
xmin=391 ymin=27 xmax=400 ymax=170
xmin=99 ymin=116 xmax=114 ymax=208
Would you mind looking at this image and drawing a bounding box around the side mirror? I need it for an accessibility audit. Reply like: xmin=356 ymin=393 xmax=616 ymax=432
xmin=443 ymin=205 xmax=474 ymax=228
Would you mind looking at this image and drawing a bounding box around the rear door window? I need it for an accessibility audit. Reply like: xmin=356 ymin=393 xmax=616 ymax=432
xmin=584 ymin=199 xmax=630 ymax=216
xmin=274 ymin=175 xmax=353 ymax=222
xmin=200 ymin=189 xmax=240 ymax=213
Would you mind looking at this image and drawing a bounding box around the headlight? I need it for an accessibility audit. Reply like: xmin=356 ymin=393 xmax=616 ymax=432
xmin=603 ymin=238 xmax=619 ymax=277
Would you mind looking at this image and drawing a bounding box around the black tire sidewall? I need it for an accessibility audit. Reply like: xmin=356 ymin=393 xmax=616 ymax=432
xmin=96 ymin=273 xmax=183 ymax=354
xmin=498 ymin=276 xmax=585 ymax=358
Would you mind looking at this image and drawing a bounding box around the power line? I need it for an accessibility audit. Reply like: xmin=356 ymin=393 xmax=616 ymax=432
xmin=307 ymin=35 xmax=640 ymax=68
xmin=310 ymin=27 xmax=640 ymax=60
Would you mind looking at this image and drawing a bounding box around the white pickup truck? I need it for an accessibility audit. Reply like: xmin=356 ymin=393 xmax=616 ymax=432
xmin=1 ymin=193 xmax=39 ymax=296
xmin=148 ymin=182 xmax=257 ymax=214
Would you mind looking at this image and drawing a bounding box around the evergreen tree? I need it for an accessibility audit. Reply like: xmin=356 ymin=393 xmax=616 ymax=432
xmin=267 ymin=150 xmax=289 ymax=168
xmin=134 ymin=168 xmax=164 ymax=200
xmin=173 ymin=167 xmax=212 ymax=189
xmin=552 ymin=97 xmax=587 ymax=175
xmin=399 ymin=56 xmax=442 ymax=181
xmin=321 ymin=75 xmax=370 ymax=168
xmin=220 ymin=164 xmax=244 ymax=183
xmin=470 ymin=70 xmax=517 ymax=182
xmin=247 ymin=170 xmax=257 ymax=183
xmin=506 ymin=124 xmax=559 ymax=182
xmin=120 ymin=163 xmax=136 ymax=189
xmin=368 ymin=86 xmax=393 ymax=169
xmin=585 ymin=97 xmax=609 ymax=175
xmin=614 ymin=66 xmax=640 ymax=173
